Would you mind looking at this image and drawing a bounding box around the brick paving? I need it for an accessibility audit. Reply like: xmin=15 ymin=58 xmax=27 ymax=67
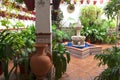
xmin=0 ymin=44 xmax=114 ymax=80
xmin=61 ymin=44 xmax=114 ymax=80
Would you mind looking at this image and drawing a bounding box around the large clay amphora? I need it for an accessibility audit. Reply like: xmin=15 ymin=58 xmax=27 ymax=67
xmin=30 ymin=43 xmax=51 ymax=79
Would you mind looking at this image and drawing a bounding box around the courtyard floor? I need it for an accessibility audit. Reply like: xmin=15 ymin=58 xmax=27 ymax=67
xmin=0 ymin=44 xmax=115 ymax=80
xmin=61 ymin=44 xmax=114 ymax=80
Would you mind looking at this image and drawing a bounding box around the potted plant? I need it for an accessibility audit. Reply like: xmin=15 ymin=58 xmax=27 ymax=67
xmin=0 ymin=30 xmax=22 ymax=80
xmin=67 ymin=4 xmax=75 ymax=13
xmin=52 ymin=43 xmax=70 ymax=80
xmin=94 ymin=46 xmax=120 ymax=80
xmin=52 ymin=24 xmax=71 ymax=80
xmin=16 ymin=25 xmax=35 ymax=79
xmin=80 ymin=0 xmax=84 ymax=4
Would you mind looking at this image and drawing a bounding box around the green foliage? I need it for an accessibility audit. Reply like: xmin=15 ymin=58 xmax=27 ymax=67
xmin=1 ymin=19 xmax=11 ymax=28
xmin=0 ymin=30 xmax=23 ymax=80
xmin=80 ymin=5 xmax=102 ymax=27
xmin=52 ymin=9 xmax=63 ymax=27
xmin=0 ymin=25 xmax=35 ymax=80
xmin=52 ymin=43 xmax=70 ymax=80
xmin=13 ymin=21 xmax=25 ymax=28
xmin=104 ymin=0 xmax=120 ymax=19
xmin=52 ymin=24 xmax=71 ymax=80
xmin=94 ymin=46 xmax=120 ymax=80
xmin=52 ymin=24 xmax=66 ymax=42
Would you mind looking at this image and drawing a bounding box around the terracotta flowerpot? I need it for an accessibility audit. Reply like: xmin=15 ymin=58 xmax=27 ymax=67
xmin=80 ymin=0 xmax=84 ymax=4
xmin=30 ymin=43 xmax=51 ymax=79
xmin=93 ymin=1 xmax=97 ymax=5
xmin=23 ymin=0 xmax=35 ymax=11
xmin=87 ymin=0 xmax=90 ymax=4
xmin=52 ymin=0 xmax=61 ymax=10
xmin=0 ymin=62 xmax=3 ymax=75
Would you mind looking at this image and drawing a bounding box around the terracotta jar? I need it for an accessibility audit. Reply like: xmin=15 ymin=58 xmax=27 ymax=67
xmin=30 ymin=43 xmax=51 ymax=79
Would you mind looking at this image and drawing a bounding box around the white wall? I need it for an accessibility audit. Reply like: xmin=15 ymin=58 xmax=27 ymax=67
xmin=59 ymin=1 xmax=108 ymax=27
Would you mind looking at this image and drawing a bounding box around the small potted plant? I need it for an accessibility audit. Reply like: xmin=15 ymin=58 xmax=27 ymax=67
xmin=67 ymin=4 xmax=75 ymax=13
xmin=93 ymin=1 xmax=97 ymax=5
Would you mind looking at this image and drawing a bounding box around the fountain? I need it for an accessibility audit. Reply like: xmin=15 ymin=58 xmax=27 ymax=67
xmin=71 ymin=21 xmax=86 ymax=47
xmin=65 ymin=21 xmax=102 ymax=58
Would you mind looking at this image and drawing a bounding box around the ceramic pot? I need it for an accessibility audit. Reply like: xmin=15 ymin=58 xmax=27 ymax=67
xmin=23 ymin=0 xmax=35 ymax=11
xmin=30 ymin=43 xmax=51 ymax=79
xmin=93 ymin=1 xmax=97 ymax=5
xmin=87 ymin=0 xmax=90 ymax=4
xmin=80 ymin=0 xmax=84 ymax=4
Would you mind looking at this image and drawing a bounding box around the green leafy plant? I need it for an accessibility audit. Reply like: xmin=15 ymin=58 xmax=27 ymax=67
xmin=52 ymin=24 xmax=71 ymax=80
xmin=104 ymin=0 xmax=120 ymax=19
xmin=52 ymin=43 xmax=70 ymax=80
xmin=0 ymin=30 xmax=23 ymax=80
xmin=94 ymin=46 xmax=120 ymax=80
xmin=15 ymin=25 xmax=35 ymax=79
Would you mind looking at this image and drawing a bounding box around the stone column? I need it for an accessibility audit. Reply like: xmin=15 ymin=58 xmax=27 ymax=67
xmin=35 ymin=0 xmax=51 ymax=46
xmin=35 ymin=0 xmax=52 ymax=79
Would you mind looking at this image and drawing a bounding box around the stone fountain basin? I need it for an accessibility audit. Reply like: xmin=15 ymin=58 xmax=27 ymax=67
xmin=65 ymin=42 xmax=102 ymax=58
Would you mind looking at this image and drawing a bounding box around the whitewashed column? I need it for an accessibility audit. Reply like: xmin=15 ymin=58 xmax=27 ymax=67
xmin=35 ymin=0 xmax=52 ymax=46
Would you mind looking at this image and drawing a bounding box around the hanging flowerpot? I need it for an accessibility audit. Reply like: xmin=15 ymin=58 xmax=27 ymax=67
xmin=30 ymin=43 xmax=51 ymax=79
xmin=93 ymin=1 xmax=97 ymax=5
xmin=67 ymin=4 xmax=75 ymax=13
xmin=52 ymin=0 xmax=61 ymax=10
xmin=80 ymin=0 xmax=84 ymax=4
xmin=87 ymin=0 xmax=90 ymax=4
xmin=23 ymin=0 xmax=35 ymax=11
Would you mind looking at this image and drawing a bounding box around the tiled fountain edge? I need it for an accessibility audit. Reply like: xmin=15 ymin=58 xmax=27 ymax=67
xmin=66 ymin=43 xmax=102 ymax=58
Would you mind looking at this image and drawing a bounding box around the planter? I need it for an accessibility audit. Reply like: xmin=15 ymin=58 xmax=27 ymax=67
xmin=93 ymin=1 xmax=97 ymax=5
xmin=80 ymin=0 xmax=84 ymax=4
xmin=30 ymin=43 xmax=51 ymax=79
xmin=23 ymin=0 xmax=35 ymax=11
xmin=52 ymin=0 xmax=61 ymax=10
xmin=87 ymin=0 xmax=90 ymax=4
xmin=67 ymin=4 xmax=75 ymax=13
